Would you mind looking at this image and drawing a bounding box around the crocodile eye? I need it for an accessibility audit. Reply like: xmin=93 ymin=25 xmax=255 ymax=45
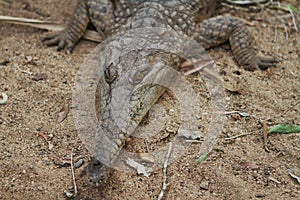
xmin=134 ymin=72 xmax=144 ymax=83
xmin=104 ymin=64 xmax=117 ymax=84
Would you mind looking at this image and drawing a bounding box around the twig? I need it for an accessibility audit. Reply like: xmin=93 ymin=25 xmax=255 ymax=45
xmin=157 ymin=142 xmax=173 ymax=200
xmin=268 ymin=176 xmax=281 ymax=184
xmin=224 ymin=132 xmax=253 ymax=140
xmin=267 ymin=100 xmax=300 ymax=120
xmin=70 ymin=148 xmax=78 ymax=197
xmin=144 ymin=139 xmax=150 ymax=153
xmin=224 ymin=1 xmax=295 ymax=40
xmin=223 ymin=111 xmax=251 ymax=117
xmin=282 ymin=21 xmax=289 ymax=40
xmin=0 ymin=15 xmax=102 ymax=42
xmin=185 ymin=140 xmax=202 ymax=143
xmin=288 ymin=172 xmax=300 ymax=184
xmin=286 ymin=6 xmax=298 ymax=32
xmin=183 ymin=60 xmax=213 ymax=76
xmin=16 ymin=66 xmax=33 ymax=75
xmin=281 ymin=100 xmax=300 ymax=117
xmin=21 ymin=70 xmax=33 ymax=75
xmin=252 ymin=0 xmax=276 ymax=26
xmin=274 ymin=24 xmax=278 ymax=42
xmin=262 ymin=121 xmax=270 ymax=152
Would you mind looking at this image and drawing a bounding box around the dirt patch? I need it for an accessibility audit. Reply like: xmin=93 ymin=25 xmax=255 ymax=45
xmin=0 ymin=1 xmax=299 ymax=199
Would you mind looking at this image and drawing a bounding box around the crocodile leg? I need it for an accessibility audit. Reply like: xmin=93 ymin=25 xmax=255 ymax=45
xmin=42 ymin=0 xmax=116 ymax=52
xmin=42 ymin=0 xmax=90 ymax=52
xmin=194 ymin=15 xmax=277 ymax=71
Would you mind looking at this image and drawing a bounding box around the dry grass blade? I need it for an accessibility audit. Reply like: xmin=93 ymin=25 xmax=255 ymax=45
xmin=0 ymin=15 xmax=102 ymax=42
xmin=157 ymin=142 xmax=173 ymax=200
xmin=0 ymin=15 xmax=64 ymax=31
xmin=226 ymin=0 xmax=270 ymax=5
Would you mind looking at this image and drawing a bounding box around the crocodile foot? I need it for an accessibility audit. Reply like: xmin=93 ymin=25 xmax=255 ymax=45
xmin=42 ymin=32 xmax=76 ymax=53
xmin=243 ymin=55 xmax=278 ymax=71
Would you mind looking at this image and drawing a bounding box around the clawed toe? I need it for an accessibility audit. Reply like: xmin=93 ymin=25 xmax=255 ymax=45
xmin=257 ymin=55 xmax=278 ymax=70
xmin=243 ymin=55 xmax=278 ymax=71
xmin=42 ymin=33 xmax=61 ymax=45
xmin=42 ymin=32 xmax=75 ymax=52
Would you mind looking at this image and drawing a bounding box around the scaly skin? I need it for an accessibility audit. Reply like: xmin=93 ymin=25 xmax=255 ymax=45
xmin=43 ymin=0 xmax=276 ymax=70
xmin=43 ymin=0 xmax=276 ymax=183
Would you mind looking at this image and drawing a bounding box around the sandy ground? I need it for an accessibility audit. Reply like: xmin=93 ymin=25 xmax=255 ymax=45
xmin=0 ymin=0 xmax=300 ymax=199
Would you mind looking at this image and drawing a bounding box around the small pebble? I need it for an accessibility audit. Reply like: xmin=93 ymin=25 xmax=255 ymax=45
xmin=64 ymin=190 xmax=73 ymax=198
xmin=75 ymin=159 xmax=84 ymax=168
xmin=200 ymin=181 xmax=209 ymax=190
xmin=48 ymin=143 xmax=53 ymax=150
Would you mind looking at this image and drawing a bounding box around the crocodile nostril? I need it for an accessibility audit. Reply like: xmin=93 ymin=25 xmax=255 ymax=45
xmin=104 ymin=64 xmax=118 ymax=84
xmin=151 ymin=21 xmax=157 ymax=27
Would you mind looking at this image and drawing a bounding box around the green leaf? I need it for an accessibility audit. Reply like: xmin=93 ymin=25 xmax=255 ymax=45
xmin=269 ymin=124 xmax=300 ymax=134
xmin=196 ymin=152 xmax=209 ymax=164
xmin=287 ymin=4 xmax=298 ymax=13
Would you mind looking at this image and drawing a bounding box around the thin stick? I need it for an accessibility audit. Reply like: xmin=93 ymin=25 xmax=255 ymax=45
xmin=267 ymin=100 xmax=300 ymax=120
xmin=281 ymin=100 xmax=300 ymax=117
xmin=269 ymin=176 xmax=281 ymax=184
xmin=157 ymin=142 xmax=173 ymax=200
xmin=262 ymin=121 xmax=270 ymax=152
xmin=224 ymin=132 xmax=253 ymax=140
xmin=70 ymin=148 xmax=78 ymax=197
xmin=144 ymin=139 xmax=150 ymax=153
xmin=0 ymin=15 xmax=102 ymax=42
xmin=274 ymin=24 xmax=278 ymax=42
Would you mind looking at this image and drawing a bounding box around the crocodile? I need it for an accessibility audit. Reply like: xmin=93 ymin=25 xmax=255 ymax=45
xmin=43 ymin=0 xmax=276 ymax=183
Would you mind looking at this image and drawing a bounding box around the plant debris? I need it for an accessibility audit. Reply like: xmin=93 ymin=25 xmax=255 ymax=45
xmin=157 ymin=142 xmax=173 ymax=200
xmin=226 ymin=0 xmax=270 ymax=5
xmin=288 ymin=172 xmax=300 ymax=184
xmin=126 ymin=158 xmax=152 ymax=178
xmin=57 ymin=104 xmax=70 ymax=124
xmin=269 ymin=124 xmax=300 ymax=134
xmin=196 ymin=152 xmax=209 ymax=164
xmin=0 ymin=15 xmax=101 ymax=42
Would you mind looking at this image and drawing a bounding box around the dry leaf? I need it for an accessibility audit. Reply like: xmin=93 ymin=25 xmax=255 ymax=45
xmin=126 ymin=158 xmax=152 ymax=177
xmin=57 ymin=104 xmax=70 ymax=124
